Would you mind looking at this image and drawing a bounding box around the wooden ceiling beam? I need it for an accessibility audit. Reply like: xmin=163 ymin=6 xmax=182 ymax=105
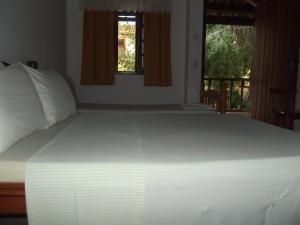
xmin=243 ymin=0 xmax=258 ymax=8
xmin=206 ymin=16 xmax=254 ymax=26
xmin=206 ymin=0 xmax=257 ymax=26
xmin=207 ymin=9 xmax=255 ymax=18
xmin=207 ymin=2 xmax=255 ymax=13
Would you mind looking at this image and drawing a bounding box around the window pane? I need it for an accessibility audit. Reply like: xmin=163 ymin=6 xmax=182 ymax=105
xmin=118 ymin=20 xmax=136 ymax=72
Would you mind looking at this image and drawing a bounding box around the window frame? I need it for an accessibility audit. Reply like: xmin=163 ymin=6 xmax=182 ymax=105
xmin=115 ymin=11 xmax=144 ymax=75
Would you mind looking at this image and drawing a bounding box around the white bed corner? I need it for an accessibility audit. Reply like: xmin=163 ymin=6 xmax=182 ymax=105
xmin=0 ymin=114 xmax=79 ymax=183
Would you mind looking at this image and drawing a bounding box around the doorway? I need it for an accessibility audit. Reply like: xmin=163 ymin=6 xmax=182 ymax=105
xmin=201 ymin=0 xmax=257 ymax=115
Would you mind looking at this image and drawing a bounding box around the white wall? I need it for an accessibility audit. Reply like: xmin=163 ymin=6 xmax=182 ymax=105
xmin=67 ymin=0 xmax=204 ymax=105
xmin=0 ymin=0 xmax=205 ymax=105
xmin=0 ymin=0 xmax=66 ymax=74
xmin=186 ymin=0 xmax=204 ymax=104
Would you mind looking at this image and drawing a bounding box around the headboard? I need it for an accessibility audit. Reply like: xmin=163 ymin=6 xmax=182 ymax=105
xmin=1 ymin=61 xmax=38 ymax=69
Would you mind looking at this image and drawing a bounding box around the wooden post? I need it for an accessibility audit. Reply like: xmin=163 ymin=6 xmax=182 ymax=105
xmin=219 ymin=80 xmax=227 ymax=114
xmin=200 ymin=82 xmax=205 ymax=103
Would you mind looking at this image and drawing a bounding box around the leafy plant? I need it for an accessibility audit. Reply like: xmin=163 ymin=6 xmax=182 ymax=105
xmin=205 ymin=25 xmax=254 ymax=111
xmin=205 ymin=24 xmax=255 ymax=78
xmin=118 ymin=22 xmax=136 ymax=72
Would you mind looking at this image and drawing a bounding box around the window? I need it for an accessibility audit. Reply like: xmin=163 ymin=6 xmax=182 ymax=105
xmin=116 ymin=12 xmax=144 ymax=74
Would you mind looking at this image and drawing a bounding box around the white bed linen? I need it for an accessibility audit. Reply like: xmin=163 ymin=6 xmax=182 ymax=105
xmin=25 ymin=112 xmax=300 ymax=225
xmin=23 ymin=65 xmax=76 ymax=128
xmin=0 ymin=109 xmax=212 ymax=182
xmin=0 ymin=64 xmax=47 ymax=153
xmin=0 ymin=114 xmax=79 ymax=182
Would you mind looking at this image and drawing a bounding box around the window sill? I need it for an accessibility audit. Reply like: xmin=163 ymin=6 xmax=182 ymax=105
xmin=116 ymin=72 xmax=144 ymax=76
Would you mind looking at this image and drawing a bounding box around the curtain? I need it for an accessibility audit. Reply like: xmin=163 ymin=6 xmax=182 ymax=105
xmin=144 ymin=12 xmax=172 ymax=86
xmin=79 ymin=0 xmax=172 ymax=12
xmin=81 ymin=10 xmax=115 ymax=85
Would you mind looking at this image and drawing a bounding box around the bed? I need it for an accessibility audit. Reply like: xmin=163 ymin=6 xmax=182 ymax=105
xmin=0 ymin=107 xmax=215 ymax=217
xmin=1 ymin=62 xmax=300 ymax=225
xmin=0 ymin=113 xmax=79 ymax=216
xmin=0 ymin=61 xmax=217 ymax=218
xmin=1 ymin=110 xmax=300 ymax=225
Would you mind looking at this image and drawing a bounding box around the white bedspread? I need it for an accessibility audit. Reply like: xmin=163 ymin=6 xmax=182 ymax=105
xmin=0 ymin=114 xmax=78 ymax=182
xmin=25 ymin=112 xmax=300 ymax=225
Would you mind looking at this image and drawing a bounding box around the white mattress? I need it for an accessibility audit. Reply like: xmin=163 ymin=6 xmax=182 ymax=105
xmin=25 ymin=112 xmax=300 ymax=225
xmin=0 ymin=114 xmax=79 ymax=182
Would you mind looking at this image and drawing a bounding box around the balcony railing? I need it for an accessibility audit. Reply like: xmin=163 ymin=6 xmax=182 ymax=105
xmin=203 ymin=77 xmax=251 ymax=113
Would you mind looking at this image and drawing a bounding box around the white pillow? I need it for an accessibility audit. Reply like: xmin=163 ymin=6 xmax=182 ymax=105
xmin=0 ymin=64 xmax=46 ymax=153
xmin=22 ymin=65 xmax=76 ymax=127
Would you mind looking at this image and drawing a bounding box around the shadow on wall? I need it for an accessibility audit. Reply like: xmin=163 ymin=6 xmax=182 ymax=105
xmin=61 ymin=73 xmax=80 ymax=105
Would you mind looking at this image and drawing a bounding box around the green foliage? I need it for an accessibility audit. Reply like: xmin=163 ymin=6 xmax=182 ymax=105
xmin=205 ymin=24 xmax=255 ymax=78
xmin=118 ymin=22 xmax=136 ymax=72
xmin=118 ymin=52 xmax=135 ymax=72
xmin=205 ymin=25 xmax=254 ymax=111
xmin=229 ymin=89 xmax=250 ymax=110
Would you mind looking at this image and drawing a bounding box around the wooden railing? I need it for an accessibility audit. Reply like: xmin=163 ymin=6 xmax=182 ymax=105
xmin=203 ymin=77 xmax=251 ymax=113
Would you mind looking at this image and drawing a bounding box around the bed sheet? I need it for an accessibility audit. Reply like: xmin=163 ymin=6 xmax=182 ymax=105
xmin=25 ymin=112 xmax=300 ymax=225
